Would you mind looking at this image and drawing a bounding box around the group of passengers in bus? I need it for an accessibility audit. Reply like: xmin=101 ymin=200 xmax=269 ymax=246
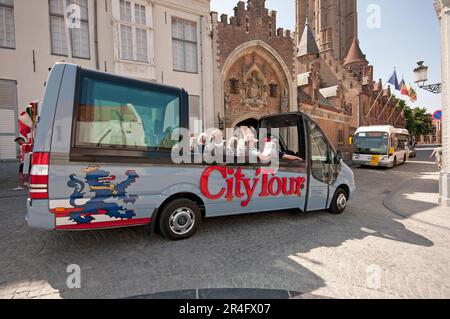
xmin=189 ymin=126 xmax=303 ymax=163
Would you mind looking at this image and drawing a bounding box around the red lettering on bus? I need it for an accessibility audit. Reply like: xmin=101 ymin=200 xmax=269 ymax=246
xmin=200 ymin=166 xmax=227 ymax=200
xmin=200 ymin=166 xmax=307 ymax=208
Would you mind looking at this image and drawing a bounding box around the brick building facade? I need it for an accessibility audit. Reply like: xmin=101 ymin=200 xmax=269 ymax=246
xmin=211 ymin=0 xmax=297 ymax=130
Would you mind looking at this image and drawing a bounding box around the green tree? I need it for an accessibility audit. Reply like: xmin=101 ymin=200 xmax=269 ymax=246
xmin=404 ymin=106 xmax=433 ymax=136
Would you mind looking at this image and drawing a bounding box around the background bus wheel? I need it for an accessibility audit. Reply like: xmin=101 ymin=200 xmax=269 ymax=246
xmin=329 ymin=188 xmax=348 ymax=215
xmin=159 ymin=199 xmax=201 ymax=240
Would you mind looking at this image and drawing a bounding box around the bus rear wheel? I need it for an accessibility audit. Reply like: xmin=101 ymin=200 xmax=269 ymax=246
xmin=329 ymin=188 xmax=348 ymax=215
xmin=159 ymin=199 xmax=201 ymax=240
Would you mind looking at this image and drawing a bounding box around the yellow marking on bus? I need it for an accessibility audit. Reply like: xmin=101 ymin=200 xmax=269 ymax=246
xmin=370 ymin=155 xmax=381 ymax=166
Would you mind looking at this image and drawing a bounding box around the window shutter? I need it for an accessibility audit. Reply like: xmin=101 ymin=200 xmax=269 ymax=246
xmin=0 ymin=79 xmax=17 ymax=160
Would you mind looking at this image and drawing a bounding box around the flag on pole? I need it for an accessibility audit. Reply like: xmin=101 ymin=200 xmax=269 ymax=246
xmin=409 ymin=86 xmax=417 ymax=102
xmin=18 ymin=111 xmax=32 ymax=139
xmin=387 ymin=70 xmax=400 ymax=91
xmin=17 ymin=103 xmax=37 ymax=140
xmin=400 ymin=79 xmax=409 ymax=96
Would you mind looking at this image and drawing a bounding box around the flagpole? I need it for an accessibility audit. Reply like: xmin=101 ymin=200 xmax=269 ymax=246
xmin=387 ymin=99 xmax=403 ymax=123
xmin=394 ymin=103 xmax=408 ymax=126
xmin=369 ymin=68 xmax=399 ymax=122
xmin=365 ymin=84 xmax=385 ymax=120
xmin=377 ymin=93 xmax=395 ymax=121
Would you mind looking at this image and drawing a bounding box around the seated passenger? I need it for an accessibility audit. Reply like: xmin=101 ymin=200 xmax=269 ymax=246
xmin=226 ymin=136 xmax=239 ymax=156
xmin=263 ymin=137 xmax=303 ymax=161
xmin=205 ymin=129 xmax=225 ymax=156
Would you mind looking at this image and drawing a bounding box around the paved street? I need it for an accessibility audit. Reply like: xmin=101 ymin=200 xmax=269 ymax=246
xmin=0 ymin=148 xmax=449 ymax=299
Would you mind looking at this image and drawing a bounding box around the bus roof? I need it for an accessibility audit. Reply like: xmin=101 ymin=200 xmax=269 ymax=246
xmin=355 ymin=126 xmax=409 ymax=135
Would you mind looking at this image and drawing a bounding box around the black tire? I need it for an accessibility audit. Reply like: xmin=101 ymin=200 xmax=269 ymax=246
xmin=329 ymin=188 xmax=348 ymax=215
xmin=158 ymin=198 xmax=201 ymax=240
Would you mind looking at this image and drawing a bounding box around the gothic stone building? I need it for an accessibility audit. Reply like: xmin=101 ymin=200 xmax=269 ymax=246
xmin=211 ymin=0 xmax=297 ymax=130
xmin=296 ymin=0 xmax=405 ymax=157
xmin=211 ymin=0 xmax=405 ymax=159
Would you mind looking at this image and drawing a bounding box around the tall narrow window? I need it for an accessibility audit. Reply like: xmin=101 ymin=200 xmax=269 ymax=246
xmin=0 ymin=0 xmax=15 ymax=49
xmin=337 ymin=129 xmax=344 ymax=144
xmin=230 ymin=78 xmax=239 ymax=94
xmin=67 ymin=0 xmax=90 ymax=59
xmin=172 ymin=17 xmax=198 ymax=73
xmin=49 ymin=0 xmax=68 ymax=55
xmin=119 ymin=0 xmax=148 ymax=63
xmin=269 ymin=83 xmax=278 ymax=98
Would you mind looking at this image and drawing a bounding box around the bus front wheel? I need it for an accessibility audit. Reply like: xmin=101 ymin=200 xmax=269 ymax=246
xmin=329 ymin=188 xmax=348 ymax=215
xmin=159 ymin=198 xmax=202 ymax=240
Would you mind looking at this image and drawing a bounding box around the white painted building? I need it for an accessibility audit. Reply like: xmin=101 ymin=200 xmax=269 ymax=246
xmin=435 ymin=0 xmax=450 ymax=207
xmin=0 ymin=0 xmax=214 ymax=160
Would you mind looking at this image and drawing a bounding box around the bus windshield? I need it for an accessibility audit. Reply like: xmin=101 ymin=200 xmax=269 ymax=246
xmin=354 ymin=132 xmax=389 ymax=155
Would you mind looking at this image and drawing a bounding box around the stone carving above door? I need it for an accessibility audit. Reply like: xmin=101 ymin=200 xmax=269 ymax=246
xmin=242 ymin=65 xmax=268 ymax=109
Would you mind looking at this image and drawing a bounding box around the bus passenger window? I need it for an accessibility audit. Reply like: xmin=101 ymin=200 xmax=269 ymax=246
xmin=259 ymin=116 xmax=306 ymax=171
xmin=75 ymin=76 xmax=180 ymax=151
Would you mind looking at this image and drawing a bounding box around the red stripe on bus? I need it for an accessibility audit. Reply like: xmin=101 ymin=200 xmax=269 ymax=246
xmin=56 ymin=218 xmax=152 ymax=230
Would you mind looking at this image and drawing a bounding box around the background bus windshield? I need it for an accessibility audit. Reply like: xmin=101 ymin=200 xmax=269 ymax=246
xmin=354 ymin=132 xmax=389 ymax=155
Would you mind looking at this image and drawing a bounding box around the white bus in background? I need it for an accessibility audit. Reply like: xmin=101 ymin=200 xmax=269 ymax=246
xmin=352 ymin=126 xmax=410 ymax=168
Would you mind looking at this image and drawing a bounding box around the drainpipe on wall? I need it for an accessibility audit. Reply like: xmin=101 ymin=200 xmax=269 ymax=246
xmin=199 ymin=15 xmax=205 ymax=131
xmin=94 ymin=0 xmax=100 ymax=70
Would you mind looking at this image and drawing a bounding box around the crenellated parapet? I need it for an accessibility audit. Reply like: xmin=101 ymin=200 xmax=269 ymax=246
xmin=212 ymin=0 xmax=296 ymax=77
xmin=211 ymin=0 xmax=294 ymax=42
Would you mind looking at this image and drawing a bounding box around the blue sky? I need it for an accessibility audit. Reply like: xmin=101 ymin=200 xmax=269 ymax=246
xmin=211 ymin=0 xmax=442 ymax=113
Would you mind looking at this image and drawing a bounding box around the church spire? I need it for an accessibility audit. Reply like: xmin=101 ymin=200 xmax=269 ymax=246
xmin=343 ymin=37 xmax=368 ymax=67
xmin=297 ymin=17 xmax=319 ymax=57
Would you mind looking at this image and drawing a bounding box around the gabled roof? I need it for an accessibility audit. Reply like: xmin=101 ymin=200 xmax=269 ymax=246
xmin=297 ymin=18 xmax=319 ymax=57
xmin=343 ymin=37 xmax=368 ymax=66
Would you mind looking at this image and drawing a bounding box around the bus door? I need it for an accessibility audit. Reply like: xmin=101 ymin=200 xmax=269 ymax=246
xmin=305 ymin=117 xmax=340 ymax=211
xmin=251 ymin=114 xmax=308 ymax=212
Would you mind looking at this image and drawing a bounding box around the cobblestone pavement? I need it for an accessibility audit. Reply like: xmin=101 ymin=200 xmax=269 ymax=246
xmin=0 ymin=150 xmax=449 ymax=299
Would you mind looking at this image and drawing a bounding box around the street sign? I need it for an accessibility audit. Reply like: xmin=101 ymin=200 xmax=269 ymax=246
xmin=433 ymin=110 xmax=442 ymax=121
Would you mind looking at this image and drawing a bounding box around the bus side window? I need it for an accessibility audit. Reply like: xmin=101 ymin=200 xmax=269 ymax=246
xmin=308 ymin=119 xmax=331 ymax=183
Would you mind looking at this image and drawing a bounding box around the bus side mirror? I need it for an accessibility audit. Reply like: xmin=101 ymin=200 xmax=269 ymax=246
xmin=389 ymin=147 xmax=395 ymax=156
xmin=348 ymin=136 xmax=353 ymax=145
xmin=335 ymin=151 xmax=343 ymax=163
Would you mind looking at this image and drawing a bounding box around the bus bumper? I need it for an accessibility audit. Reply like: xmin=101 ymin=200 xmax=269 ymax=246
xmin=26 ymin=198 xmax=55 ymax=230
xmin=353 ymin=158 xmax=394 ymax=168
